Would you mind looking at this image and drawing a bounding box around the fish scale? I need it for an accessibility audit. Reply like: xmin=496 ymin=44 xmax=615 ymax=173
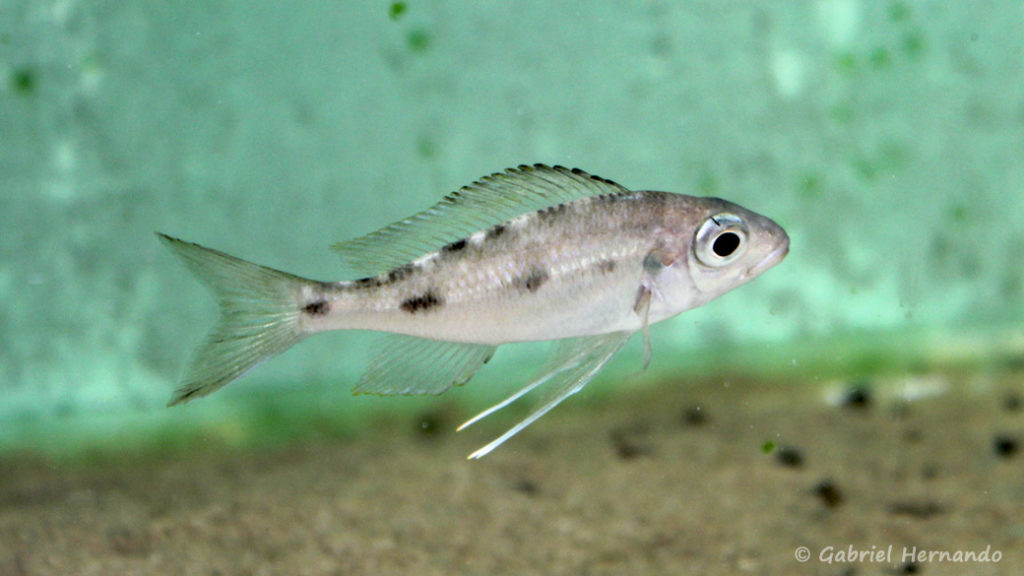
xmin=158 ymin=164 xmax=789 ymax=457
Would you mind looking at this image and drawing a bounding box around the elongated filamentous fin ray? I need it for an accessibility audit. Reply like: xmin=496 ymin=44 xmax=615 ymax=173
xmin=636 ymin=285 xmax=654 ymax=371
xmin=355 ymin=334 xmax=497 ymax=396
xmin=331 ymin=165 xmax=630 ymax=277
xmin=461 ymin=332 xmax=631 ymax=459
xmin=156 ymin=234 xmax=310 ymax=405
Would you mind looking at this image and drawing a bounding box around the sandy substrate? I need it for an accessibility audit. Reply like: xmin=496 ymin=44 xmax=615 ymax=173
xmin=1 ymin=368 xmax=1021 ymax=575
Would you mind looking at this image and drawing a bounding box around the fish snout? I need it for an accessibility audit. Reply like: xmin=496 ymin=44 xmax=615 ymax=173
xmin=745 ymin=230 xmax=789 ymax=279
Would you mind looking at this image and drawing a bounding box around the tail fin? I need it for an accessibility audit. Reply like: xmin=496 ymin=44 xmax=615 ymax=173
xmin=156 ymin=233 xmax=311 ymax=406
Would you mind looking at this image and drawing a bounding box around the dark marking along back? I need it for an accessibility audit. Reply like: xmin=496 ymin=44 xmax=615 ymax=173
xmin=443 ymin=238 xmax=467 ymax=253
xmin=400 ymin=289 xmax=444 ymax=313
xmin=488 ymin=224 xmax=506 ymax=239
xmin=387 ymin=264 xmax=415 ymax=283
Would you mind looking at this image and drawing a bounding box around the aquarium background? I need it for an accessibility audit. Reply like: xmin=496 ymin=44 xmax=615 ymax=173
xmin=2 ymin=1 xmax=1022 ymax=454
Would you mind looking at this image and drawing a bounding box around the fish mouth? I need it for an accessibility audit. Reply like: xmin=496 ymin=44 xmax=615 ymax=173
xmin=745 ymin=235 xmax=790 ymax=279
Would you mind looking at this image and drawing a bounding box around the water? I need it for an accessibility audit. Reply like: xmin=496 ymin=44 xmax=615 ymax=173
xmin=1 ymin=1 xmax=1021 ymax=453
xmin=3 ymin=3 xmax=1024 ymax=575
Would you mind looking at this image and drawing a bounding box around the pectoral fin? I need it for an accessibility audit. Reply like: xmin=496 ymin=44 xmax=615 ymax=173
xmin=634 ymin=285 xmax=653 ymax=372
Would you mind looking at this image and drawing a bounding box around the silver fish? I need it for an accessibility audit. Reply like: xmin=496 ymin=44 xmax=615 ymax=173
xmin=158 ymin=164 xmax=789 ymax=458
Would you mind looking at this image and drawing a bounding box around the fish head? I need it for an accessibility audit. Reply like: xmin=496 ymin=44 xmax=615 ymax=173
xmin=683 ymin=196 xmax=789 ymax=300
xmin=648 ymin=194 xmax=789 ymax=315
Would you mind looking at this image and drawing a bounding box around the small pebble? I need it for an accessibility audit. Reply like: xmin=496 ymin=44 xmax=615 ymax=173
xmin=609 ymin=426 xmax=653 ymax=460
xmin=681 ymin=404 xmax=707 ymax=426
xmin=775 ymin=445 xmax=804 ymax=468
xmin=414 ymin=410 xmax=446 ymax=438
xmin=840 ymin=383 xmax=872 ymax=409
xmin=887 ymin=500 xmax=945 ymax=518
xmin=891 ymin=560 xmax=919 ymax=574
xmin=1003 ymin=393 xmax=1021 ymax=412
xmin=813 ymin=479 xmax=843 ymax=508
xmin=107 ymin=525 xmax=148 ymax=556
xmin=920 ymin=463 xmax=939 ymax=480
xmin=890 ymin=402 xmax=912 ymax=419
xmin=512 ymin=478 xmax=539 ymax=495
xmin=902 ymin=428 xmax=923 ymax=443
xmin=993 ymin=434 xmax=1018 ymax=458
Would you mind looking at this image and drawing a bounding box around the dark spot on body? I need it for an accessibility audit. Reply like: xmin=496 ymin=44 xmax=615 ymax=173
xmin=355 ymin=276 xmax=383 ymax=288
xmin=515 ymin=267 xmax=549 ymax=293
xmin=443 ymin=238 xmax=467 ymax=253
xmin=302 ymin=300 xmax=330 ymax=317
xmin=598 ymin=259 xmax=616 ymax=273
xmin=400 ymin=289 xmax=443 ymax=313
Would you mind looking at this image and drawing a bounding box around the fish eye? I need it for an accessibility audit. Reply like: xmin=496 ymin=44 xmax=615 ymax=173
xmin=695 ymin=213 xmax=748 ymax=267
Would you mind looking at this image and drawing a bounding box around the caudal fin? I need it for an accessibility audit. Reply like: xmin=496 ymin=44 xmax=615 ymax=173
xmin=157 ymin=233 xmax=311 ymax=406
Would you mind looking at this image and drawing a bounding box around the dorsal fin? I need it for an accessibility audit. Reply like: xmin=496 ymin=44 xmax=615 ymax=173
xmin=331 ymin=164 xmax=630 ymax=277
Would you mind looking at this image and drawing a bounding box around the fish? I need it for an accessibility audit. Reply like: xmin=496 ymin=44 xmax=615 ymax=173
xmin=158 ymin=164 xmax=789 ymax=458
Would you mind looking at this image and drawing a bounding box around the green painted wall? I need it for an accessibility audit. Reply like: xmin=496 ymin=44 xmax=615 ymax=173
xmin=2 ymin=1 xmax=1021 ymax=453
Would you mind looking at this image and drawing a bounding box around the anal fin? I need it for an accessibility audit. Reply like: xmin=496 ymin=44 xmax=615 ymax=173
xmin=355 ymin=334 xmax=496 ymax=396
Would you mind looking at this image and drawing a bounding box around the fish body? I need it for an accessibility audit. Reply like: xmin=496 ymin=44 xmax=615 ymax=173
xmin=159 ymin=165 xmax=789 ymax=457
